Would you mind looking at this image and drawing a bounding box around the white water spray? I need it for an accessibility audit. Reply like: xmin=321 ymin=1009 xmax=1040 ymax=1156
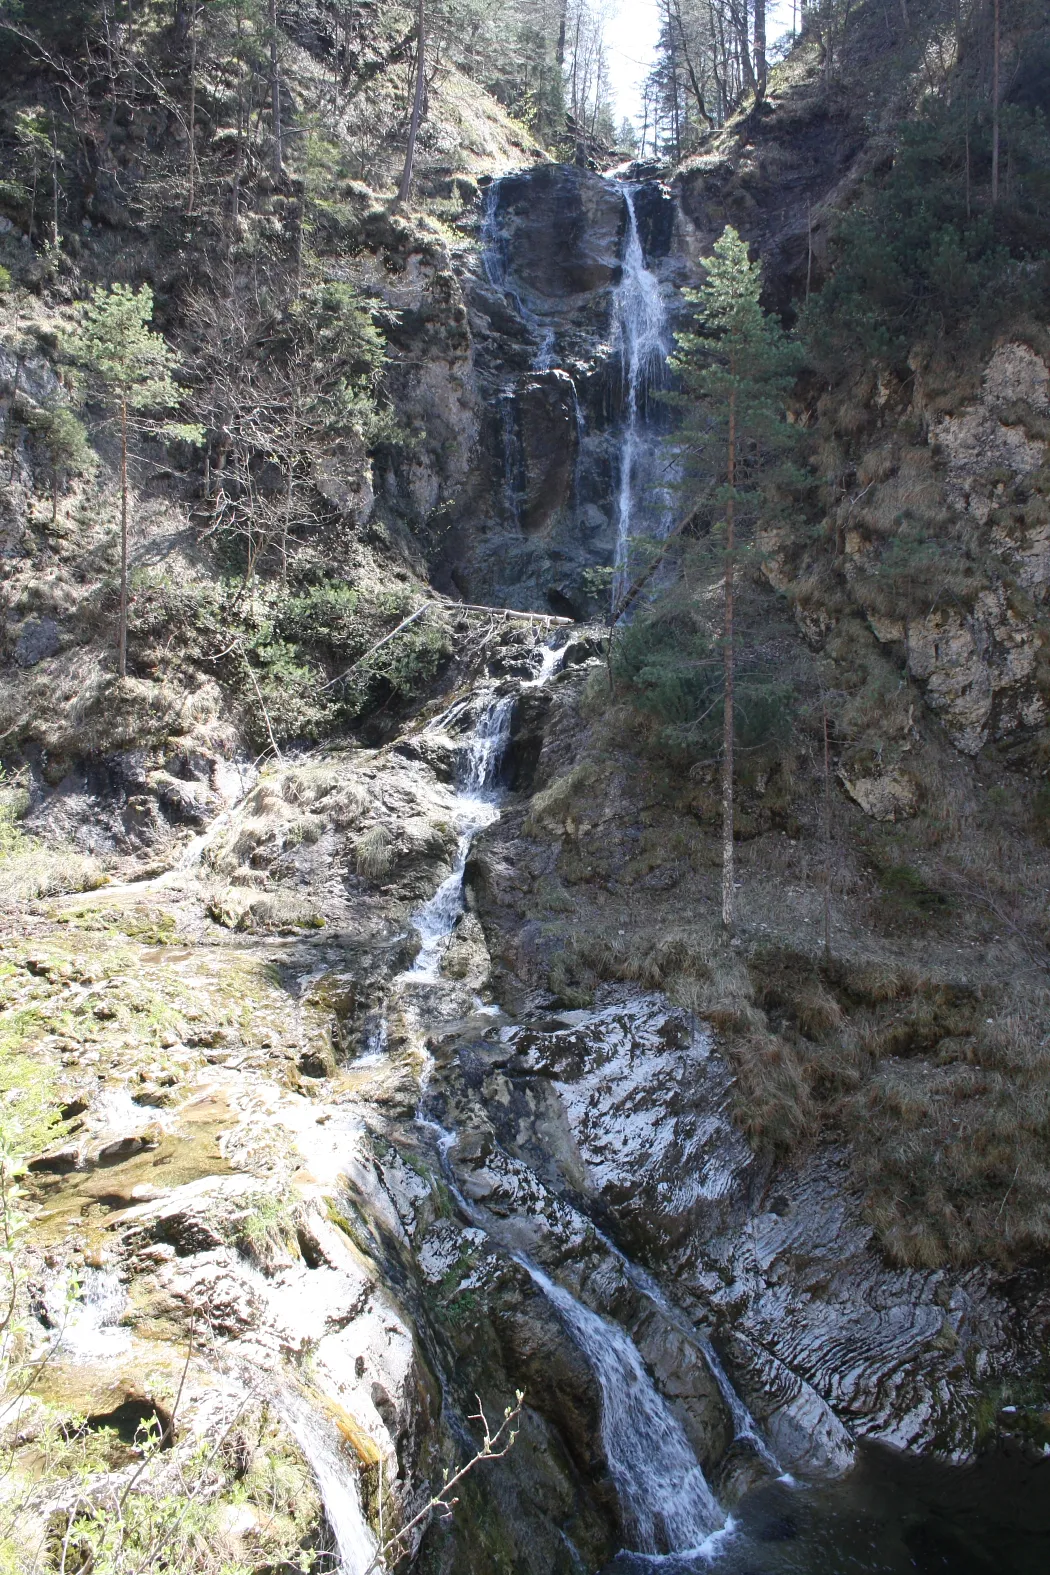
xmin=590 ymin=1221 xmax=781 ymax=1475
xmin=47 ymin=1267 xmax=131 ymax=1360
xmin=519 ymin=1258 xmax=723 ymax=1555
xmin=611 ymin=186 xmax=672 ymax=607
xmin=399 ymin=691 xmax=514 ymax=983
xmin=281 ymin=1394 xmax=379 ymax=1575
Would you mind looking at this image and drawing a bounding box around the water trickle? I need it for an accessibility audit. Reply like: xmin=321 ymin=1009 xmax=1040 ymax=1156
xmin=698 ymin=1338 xmax=783 ymax=1476
xmin=356 ymin=1011 xmax=388 ymax=1065
xmin=47 ymin=1267 xmax=132 ymax=1360
xmin=281 ymin=1394 xmax=379 ymax=1575
xmin=519 ymin=1258 xmax=723 ymax=1555
xmin=481 ymin=181 xmax=556 ymax=371
xmin=611 ymin=185 xmax=673 ymax=608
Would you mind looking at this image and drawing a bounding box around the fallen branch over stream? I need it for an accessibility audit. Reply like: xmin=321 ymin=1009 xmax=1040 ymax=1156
xmin=320 ymin=599 xmax=573 ymax=692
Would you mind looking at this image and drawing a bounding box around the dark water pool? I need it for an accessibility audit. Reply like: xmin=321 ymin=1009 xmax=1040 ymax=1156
xmin=603 ymin=1442 xmax=1050 ymax=1574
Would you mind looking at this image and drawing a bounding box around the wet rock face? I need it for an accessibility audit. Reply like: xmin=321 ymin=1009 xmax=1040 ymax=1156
xmin=453 ymin=166 xmax=684 ymax=616
xmin=433 ymin=992 xmax=1026 ymax=1478
xmin=490 ymin=165 xmax=626 ymax=301
xmin=516 ymin=371 xmax=581 ymax=534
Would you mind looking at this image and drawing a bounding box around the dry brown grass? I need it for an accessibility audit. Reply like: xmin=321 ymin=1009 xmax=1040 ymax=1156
xmin=740 ymin=945 xmax=1050 ymax=1267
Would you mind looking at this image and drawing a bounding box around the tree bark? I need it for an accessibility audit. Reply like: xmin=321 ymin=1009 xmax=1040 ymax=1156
xmin=394 ymin=0 xmax=426 ymax=208
xmin=186 ymin=0 xmax=197 ymax=213
xmin=269 ymin=0 xmax=282 ymax=182
xmin=991 ymin=0 xmax=1000 ymax=204
xmin=50 ymin=112 xmax=59 ymax=247
xmin=753 ymin=0 xmax=766 ymax=100
xmin=722 ymin=383 xmax=736 ymax=933
xmin=119 ymin=393 xmax=129 ymax=680
xmin=672 ymin=0 xmax=714 ymax=128
xmin=822 ymin=698 xmax=832 ymax=962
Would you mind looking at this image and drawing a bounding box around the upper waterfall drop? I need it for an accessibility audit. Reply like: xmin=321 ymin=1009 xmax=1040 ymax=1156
xmin=611 ymin=184 xmax=673 ymax=606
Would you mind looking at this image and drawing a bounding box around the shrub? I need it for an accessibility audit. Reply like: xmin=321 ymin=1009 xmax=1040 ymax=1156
xmin=801 ymin=98 xmax=1050 ymax=366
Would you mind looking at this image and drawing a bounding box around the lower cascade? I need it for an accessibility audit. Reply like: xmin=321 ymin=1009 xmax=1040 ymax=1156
xmin=280 ymin=1395 xmax=379 ymax=1575
xmin=519 ymin=1260 xmax=724 ymax=1556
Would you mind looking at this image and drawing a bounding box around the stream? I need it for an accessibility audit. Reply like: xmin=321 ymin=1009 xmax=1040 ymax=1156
xmin=36 ymin=166 xmax=1050 ymax=1575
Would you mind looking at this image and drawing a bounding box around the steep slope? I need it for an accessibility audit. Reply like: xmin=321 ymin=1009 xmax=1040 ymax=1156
xmin=3 ymin=0 xmax=1050 ymax=1572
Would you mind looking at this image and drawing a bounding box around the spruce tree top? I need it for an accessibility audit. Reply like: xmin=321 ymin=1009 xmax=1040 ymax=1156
xmin=671 ymin=225 xmax=796 ymax=440
xmin=70 ymin=283 xmax=179 ymax=415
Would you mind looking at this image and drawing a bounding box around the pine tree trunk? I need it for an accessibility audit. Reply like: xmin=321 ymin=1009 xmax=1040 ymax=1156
xmin=822 ymin=699 xmax=832 ymax=962
xmin=186 ymin=0 xmax=197 ymax=214
xmin=753 ymin=0 xmax=767 ymax=100
xmin=50 ymin=114 xmax=59 ymax=247
xmin=269 ymin=0 xmax=282 ymax=181
xmin=119 ymin=394 xmax=129 ymax=680
xmin=991 ymin=0 xmax=1000 ymax=204
xmin=395 ymin=0 xmax=426 ymax=209
xmin=722 ymin=385 xmax=736 ymax=933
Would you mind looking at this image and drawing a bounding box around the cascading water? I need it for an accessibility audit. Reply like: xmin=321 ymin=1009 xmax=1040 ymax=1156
xmin=280 ymin=1394 xmax=379 ymax=1575
xmin=399 ymin=689 xmax=514 ymax=983
xmin=46 ymin=1266 xmax=131 ymax=1360
xmin=611 ymin=186 xmax=673 ymax=607
xmin=589 ymin=1223 xmax=781 ymax=1476
xmin=518 ymin=1259 xmax=723 ymax=1556
xmin=416 ymin=1116 xmax=724 ymax=1558
xmin=401 ymin=640 xmax=562 ymax=987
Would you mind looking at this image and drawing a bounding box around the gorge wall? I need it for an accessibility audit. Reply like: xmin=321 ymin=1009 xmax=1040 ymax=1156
xmin=3 ymin=8 xmax=1050 ymax=1575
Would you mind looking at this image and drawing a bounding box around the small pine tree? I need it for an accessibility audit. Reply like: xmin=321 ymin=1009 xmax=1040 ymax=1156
xmin=670 ymin=226 xmax=798 ymax=931
xmin=68 ymin=285 xmax=179 ymax=679
xmin=42 ymin=404 xmax=94 ymax=521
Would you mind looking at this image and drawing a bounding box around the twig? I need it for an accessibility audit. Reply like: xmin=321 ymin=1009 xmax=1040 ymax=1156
xmin=365 ymin=1392 xmax=523 ymax=1573
xmin=240 ymin=652 xmax=283 ymax=763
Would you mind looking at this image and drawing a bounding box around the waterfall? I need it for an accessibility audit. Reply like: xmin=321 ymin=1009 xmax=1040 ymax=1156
xmin=519 ymin=1259 xmax=724 ymax=1556
xmin=589 ymin=1224 xmax=782 ymax=1476
xmin=611 ymin=186 xmax=672 ymax=607
xmin=280 ymin=1394 xmax=380 ymax=1575
xmin=399 ymin=690 xmax=513 ymax=983
xmin=416 ymin=1120 xmax=722 ymax=1558
xmin=46 ymin=1267 xmax=131 ymax=1360
xmin=402 ymin=644 xmax=562 ymax=985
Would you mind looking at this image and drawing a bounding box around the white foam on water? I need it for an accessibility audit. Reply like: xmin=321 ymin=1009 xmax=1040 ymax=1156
xmin=48 ymin=1267 xmax=131 ymax=1360
xmin=400 ymin=653 xmax=560 ymax=985
xmin=610 ymin=184 xmax=674 ymax=609
xmin=518 ymin=1258 xmax=724 ymax=1555
xmin=280 ymin=1393 xmax=379 ymax=1575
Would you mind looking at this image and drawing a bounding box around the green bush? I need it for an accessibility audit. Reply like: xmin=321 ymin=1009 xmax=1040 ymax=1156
xmin=614 ymin=599 xmax=794 ymax=763
xmin=801 ymin=99 xmax=1050 ymax=364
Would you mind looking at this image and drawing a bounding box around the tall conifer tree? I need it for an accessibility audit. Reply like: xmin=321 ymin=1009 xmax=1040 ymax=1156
xmin=670 ymin=226 xmax=796 ymax=930
xmin=69 ymin=285 xmax=180 ymax=678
